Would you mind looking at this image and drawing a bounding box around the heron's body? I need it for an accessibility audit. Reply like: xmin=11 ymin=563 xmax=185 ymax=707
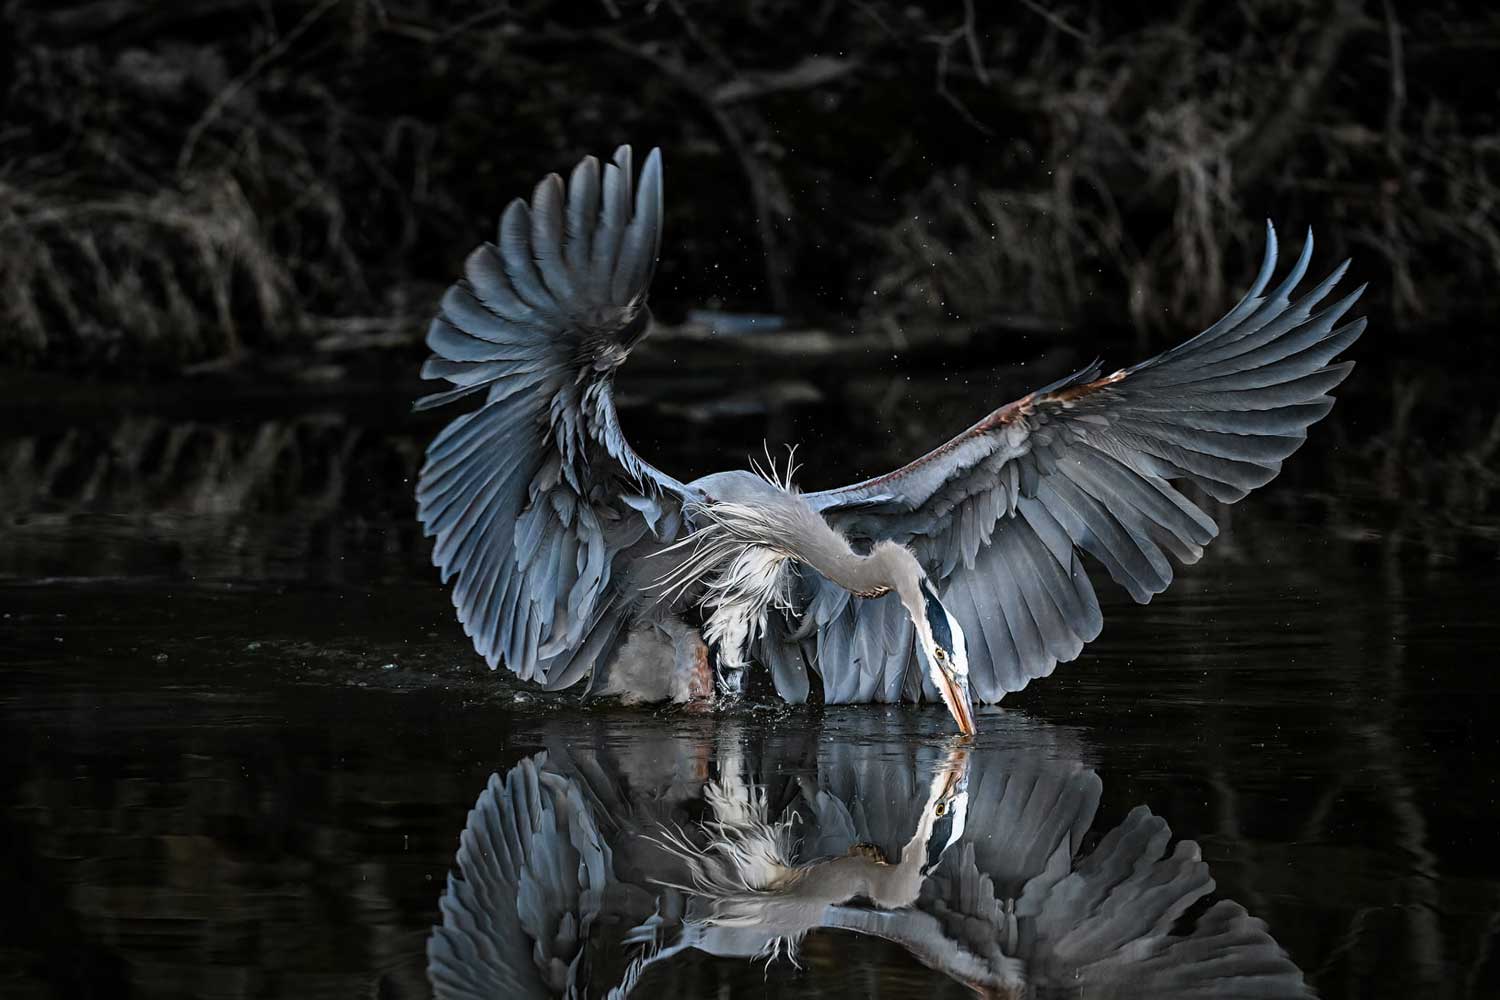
xmin=415 ymin=145 xmax=1366 ymax=732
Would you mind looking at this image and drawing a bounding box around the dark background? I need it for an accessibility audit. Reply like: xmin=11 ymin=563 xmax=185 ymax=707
xmin=3 ymin=0 xmax=1498 ymax=371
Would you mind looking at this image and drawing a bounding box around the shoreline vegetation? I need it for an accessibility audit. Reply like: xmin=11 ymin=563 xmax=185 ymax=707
xmin=2 ymin=1 xmax=1498 ymax=372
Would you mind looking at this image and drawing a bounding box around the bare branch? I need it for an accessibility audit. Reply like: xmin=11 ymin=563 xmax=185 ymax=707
xmin=962 ymin=0 xmax=991 ymax=84
xmin=1016 ymin=0 xmax=1091 ymax=45
xmin=1382 ymin=0 xmax=1407 ymax=162
xmin=929 ymin=3 xmax=995 ymax=137
xmin=712 ymin=56 xmax=860 ymax=105
xmin=1233 ymin=0 xmax=1362 ymax=185
xmin=593 ymin=29 xmax=796 ymax=312
xmin=177 ymin=0 xmax=343 ymax=175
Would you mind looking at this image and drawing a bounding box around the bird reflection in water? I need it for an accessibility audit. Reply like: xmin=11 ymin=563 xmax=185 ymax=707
xmin=426 ymin=720 xmax=1309 ymax=998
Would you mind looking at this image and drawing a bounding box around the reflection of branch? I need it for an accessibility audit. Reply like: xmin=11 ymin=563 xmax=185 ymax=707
xmin=1209 ymin=766 xmax=1269 ymax=916
xmin=1466 ymin=904 xmax=1500 ymax=998
xmin=1363 ymin=535 xmax=1446 ymax=994
xmin=1359 ymin=719 xmax=1446 ymax=990
xmin=1311 ymin=905 xmax=1380 ymax=980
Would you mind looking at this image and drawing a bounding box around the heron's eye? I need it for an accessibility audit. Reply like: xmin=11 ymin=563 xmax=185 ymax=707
xmin=933 ymin=647 xmax=947 ymax=662
xmin=935 ymin=801 xmax=948 ymax=817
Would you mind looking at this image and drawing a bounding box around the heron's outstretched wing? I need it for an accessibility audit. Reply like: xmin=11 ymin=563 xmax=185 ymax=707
xmin=797 ymin=224 xmax=1365 ymax=703
xmin=417 ymin=146 xmax=687 ymax=687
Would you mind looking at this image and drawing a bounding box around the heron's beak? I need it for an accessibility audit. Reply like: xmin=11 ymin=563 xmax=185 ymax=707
xmin=935 ymin=659 xmax=975 ymax=736
xmin=912 ymin=577 xmax=977 ymax=736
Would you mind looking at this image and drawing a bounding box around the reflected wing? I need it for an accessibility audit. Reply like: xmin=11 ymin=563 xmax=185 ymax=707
xmin=797 ymin=224 xmax=1365 ymax=703
xmin=896 ymin=754 xmax=1100 ymax=987
xmin=1019 ymin=806 xmax=1312 ymax=997
xmin=417 ymin=146 xmax=687 ymax=688
xmin=915 ymin=802 xmax=1309 ymax=996
xmin=427 ymin=755 xmax=615 ymax=1000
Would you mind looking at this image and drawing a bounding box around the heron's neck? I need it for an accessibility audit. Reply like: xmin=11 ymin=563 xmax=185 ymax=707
xmin=708 ymin=492 xmax=923 ymax=610
xmin=789 ymin=837 xmax=929 ymax=910
xmin=804 ymin=534 xmax=919 ymax=603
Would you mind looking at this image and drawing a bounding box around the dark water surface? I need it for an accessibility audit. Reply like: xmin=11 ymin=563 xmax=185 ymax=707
xmin=2 ymin=359 xmax=1497 ymax=998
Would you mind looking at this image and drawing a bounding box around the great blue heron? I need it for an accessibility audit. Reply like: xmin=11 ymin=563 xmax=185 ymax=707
xmin=425 ymin=716 xmax=1312 ymax=997
xmin=415 ymin=145 xmax=1366 ymax=735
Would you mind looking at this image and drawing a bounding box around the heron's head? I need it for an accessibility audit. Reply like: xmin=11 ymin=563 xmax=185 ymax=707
xmin=921 ymin=755 xmax=971 ymax=875
xmin=908 ymin=576 xmax=975 ymax=736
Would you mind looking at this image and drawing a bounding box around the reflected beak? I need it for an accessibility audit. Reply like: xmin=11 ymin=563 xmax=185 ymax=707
xmin=935 ymin=660 xmax=975 ymax=736
xmin=937 ymin=745 xmax=971 ymax=794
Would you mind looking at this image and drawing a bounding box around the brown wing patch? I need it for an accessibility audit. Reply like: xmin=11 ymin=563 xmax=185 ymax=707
xmin=855 ymin=395 xmax=1036 ymax=491
xmin=974 ymin=394 xmax=1036 ymax=432
xmin=1045 ymin=368 xmax=1127 ymax=404
xmin=816 ymin=366 xmax=1125 ymax=505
